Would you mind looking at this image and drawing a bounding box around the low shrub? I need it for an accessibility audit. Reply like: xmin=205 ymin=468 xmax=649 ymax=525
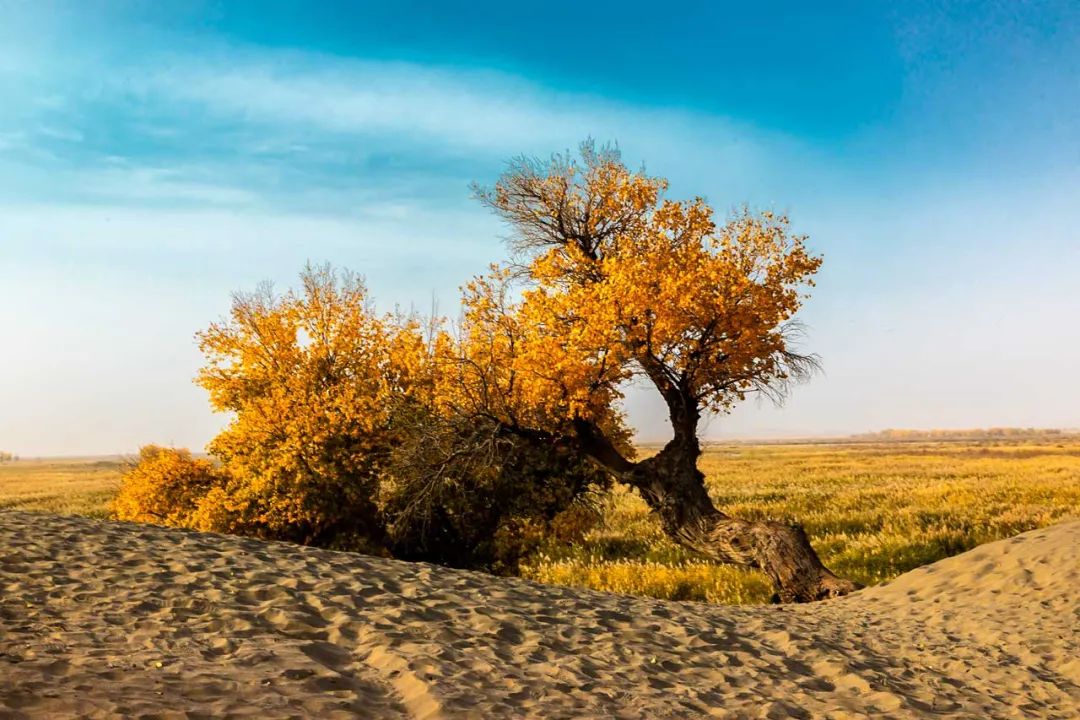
xmin=112 ymin=446 xmax=226 ymax=529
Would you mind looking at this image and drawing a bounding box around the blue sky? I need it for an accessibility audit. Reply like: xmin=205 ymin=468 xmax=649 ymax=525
xmin=1 ymin=1 xmax=1077 ymax=455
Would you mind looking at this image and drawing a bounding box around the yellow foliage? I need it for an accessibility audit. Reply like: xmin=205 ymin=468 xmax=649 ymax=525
xmin=113 ymin=262 xmax=607 ymax=565
xmin=193 ymin=264 xmax=429 ymax=544
xmin=112 ymin=446 xmax=226 ymax=529
xmin=447 ymin=142 xmax=821 ymax=441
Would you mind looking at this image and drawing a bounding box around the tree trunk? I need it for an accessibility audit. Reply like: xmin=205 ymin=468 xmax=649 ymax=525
xmin=573 ymin=417 xmax=859 ymax=603
xmin=628 ymin=440 xmax=859 ymax=603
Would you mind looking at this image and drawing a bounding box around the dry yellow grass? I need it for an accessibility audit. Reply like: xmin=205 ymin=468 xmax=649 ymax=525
xmin=0 ymin=457 xmax=121 ymax=518
xmin=522 ymin=436 xmax=1080 ymax=603
xmin=4 ymin=437 xmax=1079 ymax=605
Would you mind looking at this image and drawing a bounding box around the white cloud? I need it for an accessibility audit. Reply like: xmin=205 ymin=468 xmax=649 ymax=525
xmin=36 ymin=125 xmax=83 ymax=143
xmin=3 ymin=43 xmax=828 ymax=218
xmin=154 ymin=55 xmax=652 ymax=150
xmin=81 ymin=167 xmax=260 ymax=206
xmin=128 ymin=50 xmax=805 ymax=198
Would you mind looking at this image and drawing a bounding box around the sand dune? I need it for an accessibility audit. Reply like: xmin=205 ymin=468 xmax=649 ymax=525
xmin=1 ymin=511 xmax=1078 ymax=719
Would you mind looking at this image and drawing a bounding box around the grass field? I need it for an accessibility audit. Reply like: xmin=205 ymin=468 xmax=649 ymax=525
xmin=0 ymin=457 xmax=122 ymax=518
xmin=3 ymin=437 xmax=1079 ymax=604
xmin=522 ymin=437 xmax=1080 ymax=603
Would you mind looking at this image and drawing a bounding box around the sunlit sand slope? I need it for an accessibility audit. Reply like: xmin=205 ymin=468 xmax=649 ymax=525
xmin=1 ymin=511 xmax=1077 ymax=719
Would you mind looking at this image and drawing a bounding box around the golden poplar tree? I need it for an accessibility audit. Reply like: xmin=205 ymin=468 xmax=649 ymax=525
xmin=443 ymin=142 xmax=857 ymax=601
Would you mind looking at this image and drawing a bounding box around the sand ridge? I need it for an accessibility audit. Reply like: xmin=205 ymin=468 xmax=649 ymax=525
xmin=1 ymin=511 xmax=1078 ymax=719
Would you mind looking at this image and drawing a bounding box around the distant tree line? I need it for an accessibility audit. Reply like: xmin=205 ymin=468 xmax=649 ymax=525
xmin=852 ymin=428 xmax=1066 ymax=441
xmin=0 ymin=451 xmax=16 ymax=463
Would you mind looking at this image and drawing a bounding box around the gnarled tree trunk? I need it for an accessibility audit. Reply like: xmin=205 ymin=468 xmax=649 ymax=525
xmin=630 ymin=440 xmax=858 ymax=602
xmin=573 ymin=407 xmax=859 ymax=603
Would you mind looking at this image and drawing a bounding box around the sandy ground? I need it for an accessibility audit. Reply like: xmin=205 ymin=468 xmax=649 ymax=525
xmin=1 ymin=511 xmax=1077 ymax=719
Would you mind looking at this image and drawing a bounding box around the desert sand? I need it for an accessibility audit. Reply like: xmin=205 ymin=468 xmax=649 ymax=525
xmin=1 ymin=511 xmax=1077 ymax=719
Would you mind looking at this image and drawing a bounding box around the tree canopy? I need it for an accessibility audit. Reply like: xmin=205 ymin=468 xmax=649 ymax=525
xmin=451 ymin=142 xmax=822 ymax=455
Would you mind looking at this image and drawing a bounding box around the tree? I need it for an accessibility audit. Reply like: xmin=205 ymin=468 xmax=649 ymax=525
xmin=116 ymin=142 xmax=859 ymax=601
xmin=116 ymin=265 xmax=607 ymax=570
xmin=193 ymin=265 xmax=425 ymax=548
xmin=446 ymin=141 xmax=858 ymax=601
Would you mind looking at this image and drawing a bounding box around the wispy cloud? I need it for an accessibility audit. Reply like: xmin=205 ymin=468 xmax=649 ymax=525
xmin=144 ymin=53 xmax=769 ymax=159
xmin=36 ymin=125 xmax=84 ymax=143
xmin=0 ymin=41 xmax=834 ymax=221
xmin=80 ymin=166 xmax=260 ymax=207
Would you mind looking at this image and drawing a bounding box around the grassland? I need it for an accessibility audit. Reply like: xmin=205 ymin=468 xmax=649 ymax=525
xmin=522 ymin=436 xmax=1080 ymax=603
xmin=3 ymin=437 xmax=1078 ymax=605
xmin=0 ymin=457 xmax=122 ymax=518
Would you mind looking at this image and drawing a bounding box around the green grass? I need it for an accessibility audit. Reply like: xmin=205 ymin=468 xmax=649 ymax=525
xmin=4 ymin=437 xmax=1079 ymax=605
